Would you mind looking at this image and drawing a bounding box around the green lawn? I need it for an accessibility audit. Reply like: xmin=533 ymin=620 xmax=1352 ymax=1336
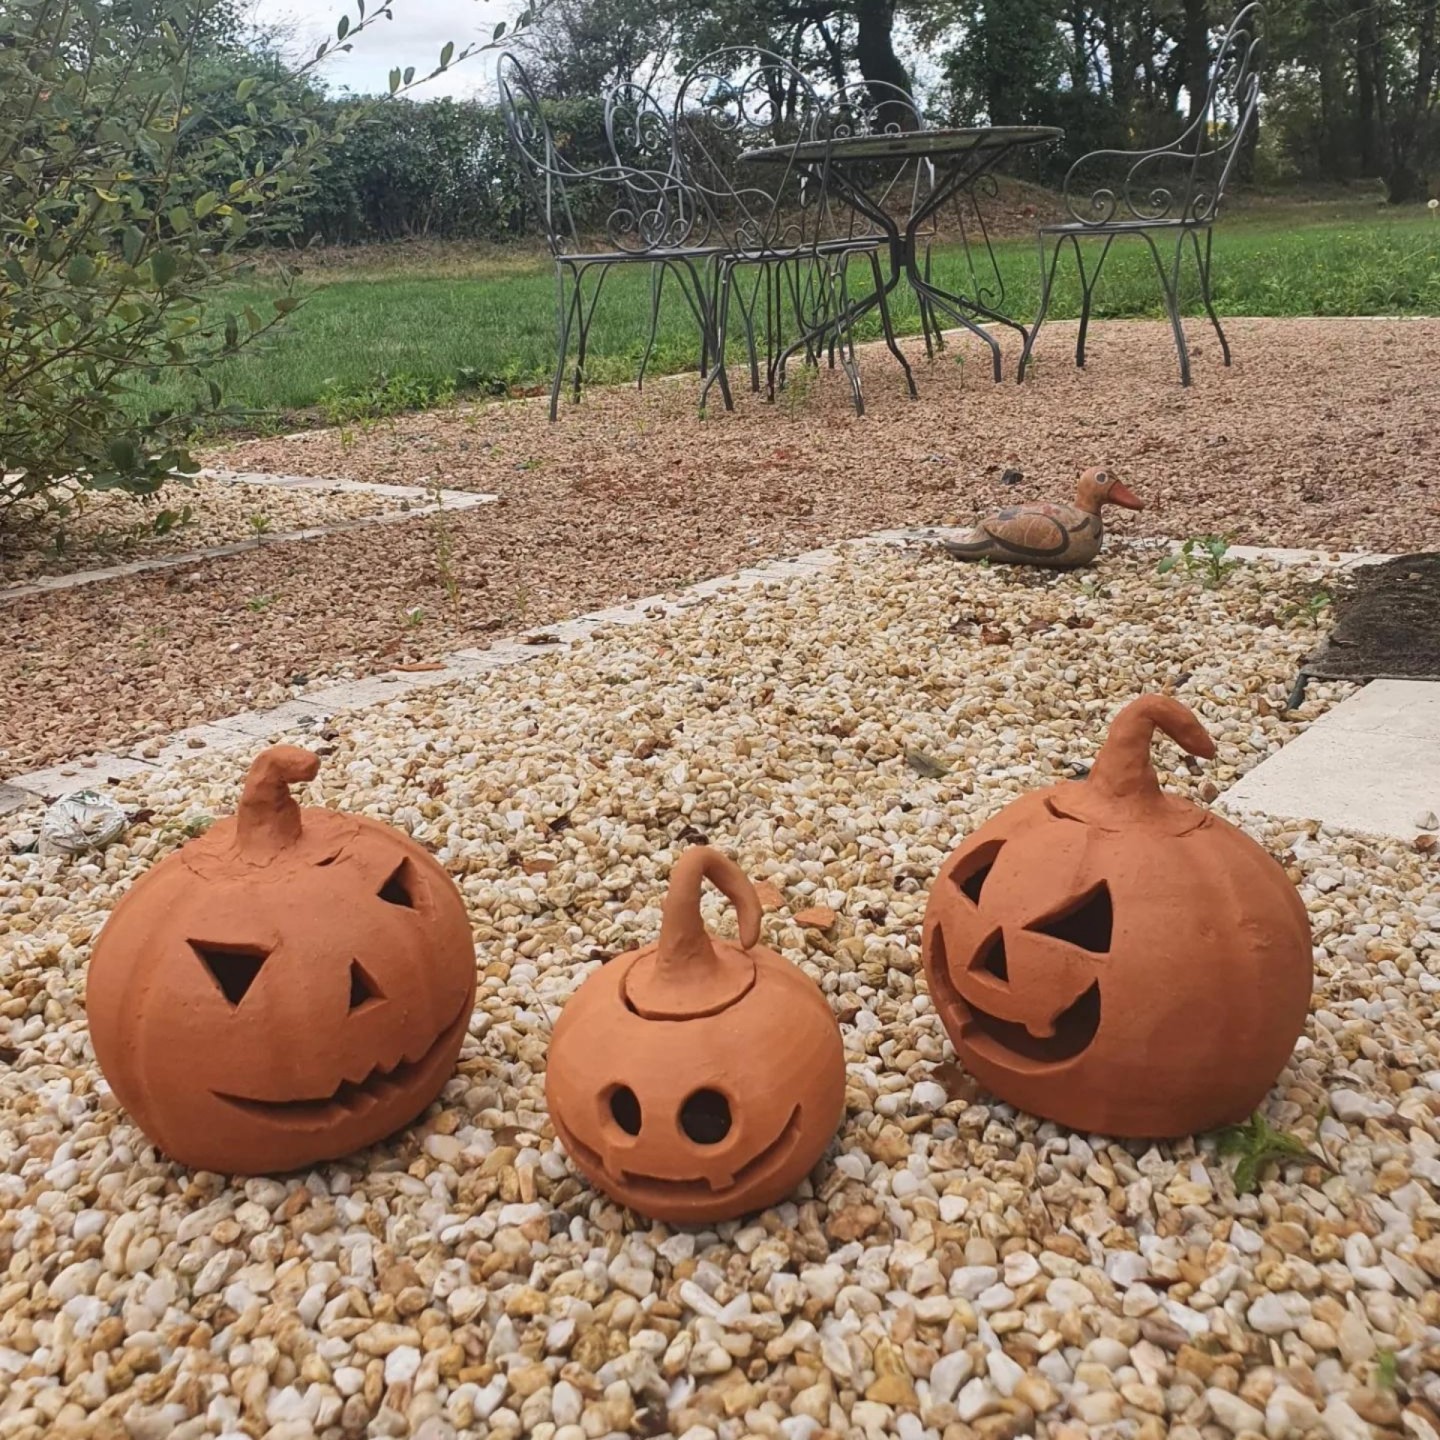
xmin=134 ymin=205 xmax=1440 ymax=431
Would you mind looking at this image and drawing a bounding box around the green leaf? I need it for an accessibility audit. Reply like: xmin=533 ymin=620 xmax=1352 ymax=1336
xmin=66 ymin=253 xmax=97 ymax=284
xmin=106 ymin=437 xmax=140 ymax=471
xmin=244 ymin=305 xmax=263 ymax=334
xmin=440 ymin=41 xmax=455 ymax=68
xmin=1157 ymin=556 xmax=1177 ymax=574
xmin=273 ymin=296 xmax=301 ymax=315
xmin=492 ymin=19 xmax=507 ymax=39
xmin=389 ymin=67 xmax=402 ymax=94
xmin=150 ymin=250 xmax=179 ymax=287
xmin=337 ymin=14 xmax=350 ymax=40
xmin=236 ymin=77 xmax=257 ymax=102
xmin=122 ymin=226 xmax=145 ymax=265
xmin=194 ymin=191 xmax=220 ymax=219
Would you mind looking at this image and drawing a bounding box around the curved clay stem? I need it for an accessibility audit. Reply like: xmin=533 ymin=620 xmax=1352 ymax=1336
xmin=1087 ymin=695 xmax=1216 ymax=803
xmin=657 ymin=845 xmax=763 ymax=970
xmin=236 ymin=745 xmax=320 ymax=862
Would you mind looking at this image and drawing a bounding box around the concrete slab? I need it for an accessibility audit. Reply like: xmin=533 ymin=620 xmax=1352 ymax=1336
xmin=1220 ymin=680 xmax=1440 ymax=839
xmin=9 ymin=753 xmax=157 ymax=800
xmin=0 ymin=785 xmax=40 ymax=817
xmin=141 ymin=725 xmax=256 ymax=769
xmin=211 ymin=699 xmax=334 ymax=739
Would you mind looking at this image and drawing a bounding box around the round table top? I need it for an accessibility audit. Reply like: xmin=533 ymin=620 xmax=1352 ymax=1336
xmin=741 ymin=125 xmax=1063 ymax=165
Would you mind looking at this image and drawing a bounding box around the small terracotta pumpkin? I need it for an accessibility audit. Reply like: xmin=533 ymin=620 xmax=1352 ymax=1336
xmin=921 ymin=696 xmax=1312 ymax=1138
xmin=546 ymin=847 xmax=846 ymax=1225
xmin=87 ymin=746 xmax=476 ymax=1174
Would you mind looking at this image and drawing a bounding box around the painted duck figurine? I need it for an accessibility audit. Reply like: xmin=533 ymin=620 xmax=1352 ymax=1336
xmin=942 ymin=468 xmax=1145 ymax=569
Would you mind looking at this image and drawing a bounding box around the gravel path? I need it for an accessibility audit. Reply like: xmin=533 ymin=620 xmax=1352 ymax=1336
xmin=2 ymin=549 xmax=1436 ymax=1440
xmin=3 ymin=318 xmax=1437 ymax=774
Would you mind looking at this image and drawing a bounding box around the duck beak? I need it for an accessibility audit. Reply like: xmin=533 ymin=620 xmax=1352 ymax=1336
xmin=1108 ymin=481 xmax=1144 ymax=511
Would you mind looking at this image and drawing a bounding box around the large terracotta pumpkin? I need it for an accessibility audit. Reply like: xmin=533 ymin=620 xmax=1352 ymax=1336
xmin=546 ymin=846 xmax=846 ymax=1225
xmin=921 ymin=696 xmax=1312 ymax=1138
xmin=87 ymin=746 xmax=476 ymax=1174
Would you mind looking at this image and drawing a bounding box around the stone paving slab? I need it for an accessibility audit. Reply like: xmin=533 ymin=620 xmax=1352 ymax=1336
xmin=1220 ymin=679 xmax=1440 ymax=839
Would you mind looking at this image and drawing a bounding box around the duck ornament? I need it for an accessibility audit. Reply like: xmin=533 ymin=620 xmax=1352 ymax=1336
xmin=942 ymin=467 xmax=1144 ymax=569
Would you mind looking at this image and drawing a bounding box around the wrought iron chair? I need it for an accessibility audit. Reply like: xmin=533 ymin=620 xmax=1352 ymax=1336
xmin=672 ymin=49 xmax=843 ymax=408
xmin=603 ymin=79 xmax=721 ymax=395
xmin=1018 ymin=3 xmax=1264 ymax=386
xmin=496 ymin=53 xmax=720 ymax=420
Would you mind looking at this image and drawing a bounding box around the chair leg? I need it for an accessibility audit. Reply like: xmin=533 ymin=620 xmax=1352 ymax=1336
xmin=701 ymin=263 xmax=736 ymax=412
xmin=871 ymin=249 xmax=917 ymax=400
xmin=639 ymin=263 xmax=666 ymax=391
xmin=1190 ymin=226 xmax=1231 ymax=366
xmin=1074 ymin=233 xmax=1113 ymax=370
xmin=550 ymin=265 xmax=579 ymax=423
xmin=1018 ymin=231 xmax=1062 ymax=383
xmin=1140 ymin=231 xmax=1192 ymax=386
xmin=571 ymin=265 xmax=610 ymax=405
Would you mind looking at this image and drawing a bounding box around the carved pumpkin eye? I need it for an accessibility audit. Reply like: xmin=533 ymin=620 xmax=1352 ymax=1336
xmin=680 ymin=1088 xmax=731 ymax=1145
xmin=192 ymin=941 xmax=270 ymax=1007
xmin=609 ymin=1085 xmax=642 ymax=1135
xmin=953 ymin=840 xmax=1003 ymax=906
xmin=379 ymin=860 xmax=418 ymax=909
xmin=348 ymin=961 xmax=384 ymax=1012
xmin=1026 ymin=882 xmax=1113 ymax=952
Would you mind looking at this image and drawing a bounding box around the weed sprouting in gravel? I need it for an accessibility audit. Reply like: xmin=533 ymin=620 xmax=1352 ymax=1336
xmin=1158 ymin=535 xmax=1240 ymax=588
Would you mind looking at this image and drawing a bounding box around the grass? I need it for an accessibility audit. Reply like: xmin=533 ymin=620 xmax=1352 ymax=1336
xmin=132 ymin=201 xmax=1440 ymax=432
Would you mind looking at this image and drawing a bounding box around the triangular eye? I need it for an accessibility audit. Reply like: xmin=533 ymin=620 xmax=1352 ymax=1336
xmin=951 ymin=840 xmax=1003 ymax=906
xmin=378 ymin=859 xmax=417 ymax=909
xmin=971 ymin=930 xmax=1008 ymax=980
xmin=192 ymin=941 xmax=269 ymax=1007
xmin=1026 ymin=882 xmax=1113 ymax=953
xmin=348 ymin=961 xmax=384 ymax=1012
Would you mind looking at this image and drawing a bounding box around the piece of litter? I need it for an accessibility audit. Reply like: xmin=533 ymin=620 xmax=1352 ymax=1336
xmin=40 ymin=791 xmax=129 ymax=856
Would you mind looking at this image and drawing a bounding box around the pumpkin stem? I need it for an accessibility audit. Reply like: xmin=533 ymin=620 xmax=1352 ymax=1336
xmin=623 ymin=846 xmax=762 ymax=1020
xmin=658 ymin=845 xmax=763 ymax=966
xmin=236 ymin=745 xmax=320 ymax=863
xmin=1087 ymin=695 xmax=1216 ymax=802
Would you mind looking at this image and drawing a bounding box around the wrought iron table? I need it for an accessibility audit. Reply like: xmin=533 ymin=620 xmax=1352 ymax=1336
xmin=741 ymin=125 xmax=1061 ymax=405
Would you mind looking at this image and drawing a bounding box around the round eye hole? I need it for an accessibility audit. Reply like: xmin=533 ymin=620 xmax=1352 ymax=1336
xmin=609 ymin=1086 xmax=642 ymax=1136
xmin=680 ymin=1089 xmax=732 ymax=1145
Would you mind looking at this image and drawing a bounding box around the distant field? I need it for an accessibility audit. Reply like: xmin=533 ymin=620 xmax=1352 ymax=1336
xmin=132 ymin=201 xmax=1440 ymax=431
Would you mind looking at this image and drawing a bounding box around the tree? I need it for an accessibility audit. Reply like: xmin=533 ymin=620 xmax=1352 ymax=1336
xmin=522 ymin=0 xmax=671 ymax=93
xmin=0 ymin=0 xmax=536 ymax=520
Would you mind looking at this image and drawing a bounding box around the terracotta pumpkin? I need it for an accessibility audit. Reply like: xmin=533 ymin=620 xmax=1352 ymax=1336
xmin=87 ymin=746 xmax=476 ymax=1174
xmin=921 ymin=696 xmax=1312 ymax=1138
xmin=546 ymin=847 xmax=846 ymax=1225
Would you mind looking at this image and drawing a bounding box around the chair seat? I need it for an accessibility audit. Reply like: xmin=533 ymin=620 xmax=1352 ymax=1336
xmin=1039 ymin=217 xmax=1208 ymax=235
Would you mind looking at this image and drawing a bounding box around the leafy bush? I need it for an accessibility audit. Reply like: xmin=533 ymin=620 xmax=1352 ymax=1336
xmin=0 ymin=0 xmax=532 ymax=518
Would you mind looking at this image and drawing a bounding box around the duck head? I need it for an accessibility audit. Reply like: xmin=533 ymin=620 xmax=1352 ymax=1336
xmin=1076 ymin=467 xmax=1144 ymax=515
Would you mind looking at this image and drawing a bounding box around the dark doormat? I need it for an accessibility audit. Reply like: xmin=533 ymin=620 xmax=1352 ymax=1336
xmin=1304 ymin=552 xmax=1440 ymax=682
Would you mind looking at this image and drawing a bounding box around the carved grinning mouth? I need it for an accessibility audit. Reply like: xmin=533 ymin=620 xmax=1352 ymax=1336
xmin=214 ymin=1003 xmax=470 ymax=1124
xmin=555 ymin=1105 xmax=805 ymax=1198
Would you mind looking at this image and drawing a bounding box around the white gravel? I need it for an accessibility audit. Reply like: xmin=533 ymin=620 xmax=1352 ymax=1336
xmin=1 ymin=547 xmax=1437 ymax=1440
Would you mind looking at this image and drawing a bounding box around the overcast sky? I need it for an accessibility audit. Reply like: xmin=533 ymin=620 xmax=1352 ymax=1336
xmin=250 ymin=0 xmax=526 ymax=99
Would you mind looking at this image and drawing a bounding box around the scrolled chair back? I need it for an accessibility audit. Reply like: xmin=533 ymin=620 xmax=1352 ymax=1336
xmin=672 ymin=47 xmax=824 ymax=255
xmin=496 ymin=51 xmax=578 ymax=255
xmin=603 ymin=79 xmax=710 ymax=252
xmin=1062 ymin=2 xmax=1265 ymax=228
